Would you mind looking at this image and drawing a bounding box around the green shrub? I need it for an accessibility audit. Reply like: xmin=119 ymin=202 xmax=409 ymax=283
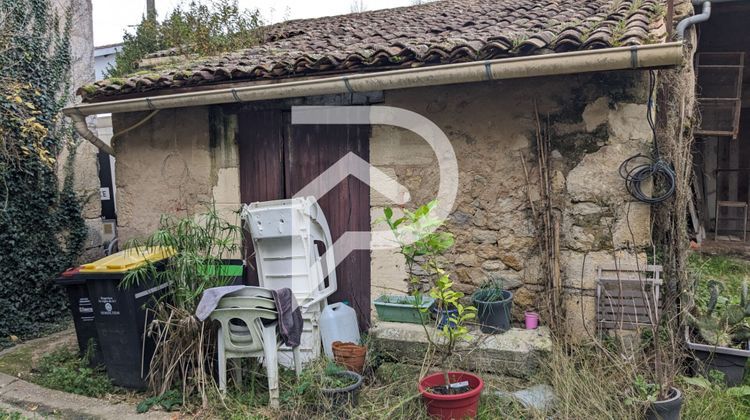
xmin=106 ymin=0 xmax=263 ymax=77
xmin=34 ymin=347 xmax=113 ymax=398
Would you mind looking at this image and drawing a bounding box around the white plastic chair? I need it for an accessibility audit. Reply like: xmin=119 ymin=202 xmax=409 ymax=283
xmin=209 ymin=287 xmax=302 ymax=408
xmin=241 ymin=197 xmax=337 ymax=310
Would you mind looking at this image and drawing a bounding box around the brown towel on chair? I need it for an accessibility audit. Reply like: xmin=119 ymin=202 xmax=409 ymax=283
xmin=195 ymin=286 xmax=302 ymax=348
xmin=270 ymin=288 xmax=303 ymax=348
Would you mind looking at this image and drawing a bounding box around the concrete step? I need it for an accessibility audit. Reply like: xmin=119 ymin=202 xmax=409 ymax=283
xmin=369 ymin=322 xmax=552 ymax=378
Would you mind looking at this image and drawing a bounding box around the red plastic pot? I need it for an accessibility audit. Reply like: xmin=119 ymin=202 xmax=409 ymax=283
xmin=418 ymin=371 xmax=484 ymax=419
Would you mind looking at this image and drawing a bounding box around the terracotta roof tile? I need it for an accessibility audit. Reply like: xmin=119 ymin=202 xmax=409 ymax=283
xmin=80 ymin=0 xmax=676 ymax=102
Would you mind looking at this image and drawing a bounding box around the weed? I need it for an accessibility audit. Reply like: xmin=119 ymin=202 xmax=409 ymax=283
xmin=679 ymin=374 xmax=750 ymax=419
xmin=33 ymin=347 xmax=114 ymax=398
xmin=542 ymin=341 xmax=645 ymax=418
xmin=205 ymin=357 xmax=535 ymax=419
xmin=0 ymin=409 xmax=24 ymax=420
xmin=689 ymin=254 xmax=750 ymax=298
xmin=137 ymin=389 xmax=182 ymax=413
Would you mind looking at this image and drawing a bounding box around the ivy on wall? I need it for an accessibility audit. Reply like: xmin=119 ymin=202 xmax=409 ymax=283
xmin=0 ymin=0 xmax=87 ymax=344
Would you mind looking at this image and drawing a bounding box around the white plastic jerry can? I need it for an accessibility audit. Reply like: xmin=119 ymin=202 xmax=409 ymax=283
xmin=319 ymin=302 xmax=361 ymax=358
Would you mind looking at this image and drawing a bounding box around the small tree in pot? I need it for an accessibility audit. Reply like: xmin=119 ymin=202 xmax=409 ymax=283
xmin=384 ymin=201 xmax=482 ymax=419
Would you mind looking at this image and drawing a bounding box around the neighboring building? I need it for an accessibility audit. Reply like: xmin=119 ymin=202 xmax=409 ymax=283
xmin=67 ymin=0 xmax=713 ymax=336
xmin=54 ymin=0 xmax=104 ymax=261
xmin=94 ymin=43 xmax=123 ymax=80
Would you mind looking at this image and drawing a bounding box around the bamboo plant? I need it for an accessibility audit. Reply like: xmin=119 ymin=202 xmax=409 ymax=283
xmin=122 ymin=203 xmax=241 ymax=405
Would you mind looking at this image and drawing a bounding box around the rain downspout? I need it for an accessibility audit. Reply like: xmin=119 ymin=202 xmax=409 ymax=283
xmin=677 ymin=0 xmax=750 ymax=39
xmin=676 ymin=1 xmax=712 ymax=39
xmin=69 ymin=112 xmax=115 ymax=155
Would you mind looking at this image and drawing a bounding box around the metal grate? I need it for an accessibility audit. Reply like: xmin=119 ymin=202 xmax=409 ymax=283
xmin=596 ymin=265 xmax=663 ymax=331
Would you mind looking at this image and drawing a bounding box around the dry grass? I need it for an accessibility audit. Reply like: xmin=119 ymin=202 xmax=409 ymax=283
xmin=541 ymin=340 xmax=647 ymax=419
xmin=203 ymin=357 xmax=534 ymax=419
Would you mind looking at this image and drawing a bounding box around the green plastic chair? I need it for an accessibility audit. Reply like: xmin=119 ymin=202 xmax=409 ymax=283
xmin=209 ymin=288 xmax=301 ymax=408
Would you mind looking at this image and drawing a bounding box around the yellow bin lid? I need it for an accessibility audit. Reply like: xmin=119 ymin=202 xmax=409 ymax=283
xmin=79 ymin=246 xmax=175 ymax=273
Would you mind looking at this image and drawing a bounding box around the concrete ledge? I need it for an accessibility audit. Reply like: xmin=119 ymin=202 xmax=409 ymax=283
xmin=370 ymin=322 xmax=552 ymax=378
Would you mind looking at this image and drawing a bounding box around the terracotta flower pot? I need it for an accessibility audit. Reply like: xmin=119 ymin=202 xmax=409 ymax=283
xmin=332 ymin=341 xmax=367 ymax=373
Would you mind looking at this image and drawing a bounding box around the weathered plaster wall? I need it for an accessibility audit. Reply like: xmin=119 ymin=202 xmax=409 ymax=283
xmin=112 ymin=107 xmax=241 ymax=243
xmin=370 ymin=71 xmax=654 ymax=338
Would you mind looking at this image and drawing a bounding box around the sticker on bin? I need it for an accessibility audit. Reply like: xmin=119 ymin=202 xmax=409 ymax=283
xmin=78 ymin=297 xmax=93 ymax=314
xmin=99 ymin=296 xmax=120 ymax=315
xmin=134 ymin=282 xmax=170 ymax=299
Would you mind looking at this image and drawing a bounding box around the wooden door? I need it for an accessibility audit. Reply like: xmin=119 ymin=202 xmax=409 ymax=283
xmin=237 ymin=108 xmax=372 ymax=329
xmin=237 ymin=110 xmax=285 ymax=286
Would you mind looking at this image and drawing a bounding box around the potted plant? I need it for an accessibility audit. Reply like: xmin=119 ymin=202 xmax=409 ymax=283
xmin=630 ymin=375 xmax=683 ymax=420
xmin=374 ymin=294 xmax=435 ymax=324
xmin=472 ymin=277 xmax=513 ymax=333
xmin=319 ymin=362 xmax=363 ymax=407
xmin=686 ymin=280 xmax=750 ymax=386
xmin=418 ymin=274 xmax=483 ymax=419
xmin=384 ymin=201 xmax=483 ymax=419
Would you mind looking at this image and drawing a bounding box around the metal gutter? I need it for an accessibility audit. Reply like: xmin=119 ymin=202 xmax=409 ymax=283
xmin=65 ymin=42 xmax=685 ymax=155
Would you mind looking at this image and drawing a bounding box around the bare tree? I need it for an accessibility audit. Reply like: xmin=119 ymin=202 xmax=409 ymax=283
xmin=350 ymin=0 xmax=367 ymax=13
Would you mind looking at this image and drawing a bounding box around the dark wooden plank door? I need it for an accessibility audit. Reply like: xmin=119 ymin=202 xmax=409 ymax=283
xmin=284 ymin=113 xmax=371 ymax=329
xmin=237 ymin=109 xmax=285 ymax=286
xmin=237 ymin=108 xmax=371 ymax=329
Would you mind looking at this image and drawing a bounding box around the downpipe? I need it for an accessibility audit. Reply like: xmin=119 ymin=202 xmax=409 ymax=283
xmin=69 ymin=112 xmax=115 ymax=156
xmin=677 ymin=0 xmax=750 ymax=39
xmin=677 ymin=1 xmax=712 ymax=39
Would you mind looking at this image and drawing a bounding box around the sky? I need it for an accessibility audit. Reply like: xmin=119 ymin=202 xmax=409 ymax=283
xmin=92 ymin=0 xmax=419 ymax=46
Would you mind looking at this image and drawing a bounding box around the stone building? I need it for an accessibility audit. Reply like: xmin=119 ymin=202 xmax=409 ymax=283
xmin=66 ymin=0 xmax=701 ymax=336
xmin=54 ymin=0 xmax=103 ymax=261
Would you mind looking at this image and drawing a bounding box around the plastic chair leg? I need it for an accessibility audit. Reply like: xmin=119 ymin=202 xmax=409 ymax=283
xmin=262 ymin=325 xmax=279 ymax=408
xmin=231 ymin=359 xmax=243 ymax=390
xmin=293 ymin=346 xmax=302 ymax=377
xmin=218 ymin=326 xmax=227 ymax=394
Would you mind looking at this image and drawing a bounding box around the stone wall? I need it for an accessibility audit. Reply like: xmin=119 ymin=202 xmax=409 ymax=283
xmin=112 ymin=107 xmax=241 ymax=244
xmin=370 ymin=71 xmax=654 ymax=338
xmin=111 ymin=70 xmax=656 ymax=337
xmin=55 ymin=0 xmax=101 ymax=262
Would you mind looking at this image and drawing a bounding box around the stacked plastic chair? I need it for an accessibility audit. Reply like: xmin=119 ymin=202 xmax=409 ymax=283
xmin=209 ymin=286 xmax=302 ymax=408
xmin=241 ymin=197 xmax=337 ymax=367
